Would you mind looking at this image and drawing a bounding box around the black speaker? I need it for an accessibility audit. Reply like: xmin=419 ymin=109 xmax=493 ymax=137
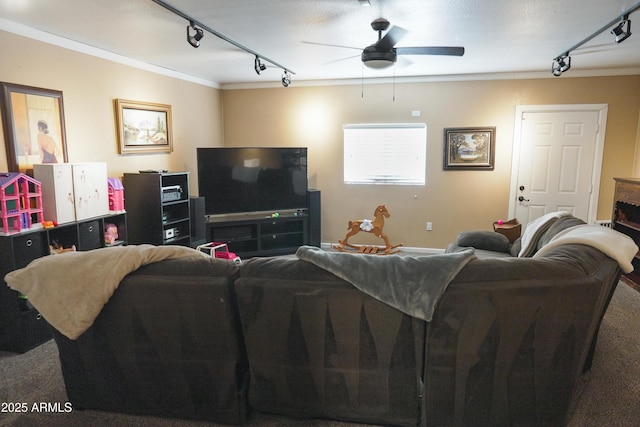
xmin=190 ymin=196 xmax=206 ymax=247
xmin=307 ymin=189 xmax=321 ymax=247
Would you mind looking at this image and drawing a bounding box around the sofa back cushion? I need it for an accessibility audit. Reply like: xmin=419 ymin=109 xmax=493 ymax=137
xmin=235 ymin=256 xmax=425 ymax=427
xmin=51 ymin=257 xmax=248 ymax=424
xmin=424 ymin=244 xmax=620 ymax=425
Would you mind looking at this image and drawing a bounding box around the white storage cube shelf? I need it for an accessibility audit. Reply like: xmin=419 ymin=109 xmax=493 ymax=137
xmin=34 ymin=162 xmax=110 ymax=223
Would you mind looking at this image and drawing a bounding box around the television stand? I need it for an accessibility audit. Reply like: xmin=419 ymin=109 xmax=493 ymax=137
xmin=205 ymin=213 xmax=308 ymax=258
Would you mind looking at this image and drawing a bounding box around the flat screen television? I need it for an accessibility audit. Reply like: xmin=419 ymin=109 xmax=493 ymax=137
xmin=197 ymin=147 xmax=308 ymax=216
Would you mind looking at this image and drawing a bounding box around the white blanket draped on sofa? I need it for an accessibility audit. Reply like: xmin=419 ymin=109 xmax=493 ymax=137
xmin=533 ymin=224 xmax=638 ymax=273
xmin=4 ymin=245 xmax=208 ymax=340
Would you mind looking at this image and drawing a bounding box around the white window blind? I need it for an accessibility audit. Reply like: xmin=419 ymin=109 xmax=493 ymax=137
xmin=343 ymin=123 xmax=426 ymax=185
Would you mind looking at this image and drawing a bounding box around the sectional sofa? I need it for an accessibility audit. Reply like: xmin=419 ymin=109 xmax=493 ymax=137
xmin=6 ymin=213 xmax=635 ymax=426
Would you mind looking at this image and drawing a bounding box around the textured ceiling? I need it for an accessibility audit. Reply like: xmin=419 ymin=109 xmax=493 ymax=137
xmin=1 ymin=0 xmax=639 ymax=87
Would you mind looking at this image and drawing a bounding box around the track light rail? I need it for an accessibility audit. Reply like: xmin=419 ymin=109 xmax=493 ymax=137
xmin=553 ymin=1 xmax=640 ymax=71
xmin=151 ymin=0 xmax=295 ymax=76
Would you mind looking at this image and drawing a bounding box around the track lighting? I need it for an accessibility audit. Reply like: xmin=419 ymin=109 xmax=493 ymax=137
xmin=611 ymin=15 xmax=631 ymax=43
xmin=254 ymin=56 xmax=266 ymax=74
xmin=187 ymin=21 xmax=204 ymax=48
xmin=281 ymin=70 xmax=292 ymax=87
xmin=550 ymin=4 xmax=640 ymax=76
xmin=152 ymin=0 xmax=295 ymax=86
xmin=551 ymin=54 xmax=571 ymax=77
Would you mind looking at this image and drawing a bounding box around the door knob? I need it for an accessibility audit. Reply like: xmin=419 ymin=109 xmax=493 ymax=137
xmin=518 ymin=196 xmax=530 ymax=202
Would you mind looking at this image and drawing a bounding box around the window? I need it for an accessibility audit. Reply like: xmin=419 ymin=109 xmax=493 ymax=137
xmin=343 ymin=123 xmax=426 ymax=185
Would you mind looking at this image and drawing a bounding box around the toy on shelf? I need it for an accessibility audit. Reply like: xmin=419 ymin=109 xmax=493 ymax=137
xmin=107 ymin=177 xmax=125 ymax=212
xmin=196 ymin=242 xmax=242 ymax=264
xmin=49 ymin=239 xmax=76 ymax=255
xmin=0 ymin=172 xmax=44 ymax=234
xmin=333 ymin=204 xmax=403 ymax=255
xmin=104 ymin=222 xmax=120 ymax=245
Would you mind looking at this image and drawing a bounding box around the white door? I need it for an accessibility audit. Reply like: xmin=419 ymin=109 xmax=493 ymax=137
xmin=510 ymin=105 xmax=607 ymax=225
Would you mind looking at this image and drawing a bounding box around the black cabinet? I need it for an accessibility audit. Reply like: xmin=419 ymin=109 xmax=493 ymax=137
xmin=123 ymin=172 xmax=191 ymax=247
xmin=206 ymin=214 xmax=308 ymax=258
xmin=0 ymin=212 xmax=127 ymax=353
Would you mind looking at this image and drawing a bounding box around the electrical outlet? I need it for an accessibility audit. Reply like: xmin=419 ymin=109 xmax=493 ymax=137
xmin=426 ymin=221 xmax=433 ymax=231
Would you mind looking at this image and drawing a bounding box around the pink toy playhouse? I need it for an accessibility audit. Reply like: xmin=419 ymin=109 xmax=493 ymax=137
xmin=107 ymin=177 xmax=125 ymax=211
xmin=0 ymin=173 xmax=44 ymax=234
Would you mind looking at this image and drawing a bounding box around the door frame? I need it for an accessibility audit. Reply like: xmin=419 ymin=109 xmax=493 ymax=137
xmin=508 ymin=104 xmax=608 ymax=225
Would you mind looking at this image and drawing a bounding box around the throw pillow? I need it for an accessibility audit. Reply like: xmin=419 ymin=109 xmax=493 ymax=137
xmin=456 ymin=231 xmax=511 ymax=253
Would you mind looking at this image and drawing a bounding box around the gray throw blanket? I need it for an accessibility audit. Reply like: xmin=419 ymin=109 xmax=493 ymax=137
xmin=296 ymin=246 xmax=476 ymax=321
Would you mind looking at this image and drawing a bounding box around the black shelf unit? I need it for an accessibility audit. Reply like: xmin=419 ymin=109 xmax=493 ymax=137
xmin=0 ymin=212 xmax=127 ymax=353
xmin=206 ymin=214 xmax=308 ymax=258
xmin=123 ymin=172 xmax=191 ymax=247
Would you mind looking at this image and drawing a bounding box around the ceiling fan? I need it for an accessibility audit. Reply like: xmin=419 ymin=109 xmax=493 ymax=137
xmin=304 ymin=18 xmax=465 ymax=69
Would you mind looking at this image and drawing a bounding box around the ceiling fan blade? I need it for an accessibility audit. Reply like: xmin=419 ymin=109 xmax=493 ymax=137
xmin=301 ymin=40 xmax=362 ymax=51
xmin=325 ymin=54 xmax=360 ymax=65
xmin=396 ymin=46 xmax=465 ymax=56
xmin=397 ymin=56 xmax=413 ymax=67
xmin=376 ymin=25 xmax=407 ymax=50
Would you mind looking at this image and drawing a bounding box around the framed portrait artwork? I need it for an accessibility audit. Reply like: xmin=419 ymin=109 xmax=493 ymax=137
xmin=443 ymin=127 xmax=496 ymax=170
xmin=115 ymin=99 xmax=173 ymax=154
xmin=0 ymin=82 xmax=68 ymax=173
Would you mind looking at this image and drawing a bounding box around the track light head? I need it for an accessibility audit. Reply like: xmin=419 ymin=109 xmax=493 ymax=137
xmin=611 ymin=16 xmax=631 ymax=43
xmin=187 ymin=21 xmax=204 ymax=48
xmin=551 ymin=54 xmax=571 ymax=77
xmin=254 ymin=56 xmax=267 ymax=75
xmin=281 ymin=70 xmax=292 ymax=87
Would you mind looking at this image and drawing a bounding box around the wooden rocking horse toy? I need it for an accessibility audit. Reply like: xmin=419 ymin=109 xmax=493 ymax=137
xmin=333 ymin=204 xmax=403 ymax=254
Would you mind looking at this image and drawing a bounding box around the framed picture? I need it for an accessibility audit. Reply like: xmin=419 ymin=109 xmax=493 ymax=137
xmin=0 ymin=82 xmax=68 ymax=173
xmin=115 ymin=99 xmax=173 ymax=154
xmin=443 ymin=127 xmax=496 ymax=170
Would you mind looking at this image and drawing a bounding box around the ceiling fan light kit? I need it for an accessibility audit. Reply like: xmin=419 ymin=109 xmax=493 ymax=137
xmin=362 ymin=47 xmax=397 ymax=68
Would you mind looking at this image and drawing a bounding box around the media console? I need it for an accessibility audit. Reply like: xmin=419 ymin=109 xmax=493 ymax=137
xmin=206 ymin=213 xmax=308 ymax=258
xmin=202 ymin=189 xmax=320 ymax=258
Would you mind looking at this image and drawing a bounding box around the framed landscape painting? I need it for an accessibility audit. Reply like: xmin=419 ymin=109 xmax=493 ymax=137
xmin=115 ymin=99 xmax=173 ymax=154
xmin=0 ymin=82 xmax=68 ymax=173
xmin=443 ymin=127 xmax=495 ymax=170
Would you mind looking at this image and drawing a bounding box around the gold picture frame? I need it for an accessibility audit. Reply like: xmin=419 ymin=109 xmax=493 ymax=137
xmin=0 ymin=82 xmax=68 ymax=173
xmin=443 ymin=127 xmax=495 ymax=170
xmin=115 ymin=99 xmax=173 ymax=154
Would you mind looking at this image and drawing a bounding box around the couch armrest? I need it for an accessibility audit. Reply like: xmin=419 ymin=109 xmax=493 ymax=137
xmin=450 ymin=230 xmax=512 ymax=254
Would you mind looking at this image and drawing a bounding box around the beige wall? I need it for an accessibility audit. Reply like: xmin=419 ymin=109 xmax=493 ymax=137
xmin=223 ymin=76 xmax=640 ymax=248
xmin=0 ymin=30 xmax=224 ymax=196
xmin=2 ymin=29 xmax=638 ymax=249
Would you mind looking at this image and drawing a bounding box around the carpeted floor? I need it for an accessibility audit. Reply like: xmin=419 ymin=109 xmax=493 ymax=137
xmin=1 ymin=280 xmax=639 ymax=426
